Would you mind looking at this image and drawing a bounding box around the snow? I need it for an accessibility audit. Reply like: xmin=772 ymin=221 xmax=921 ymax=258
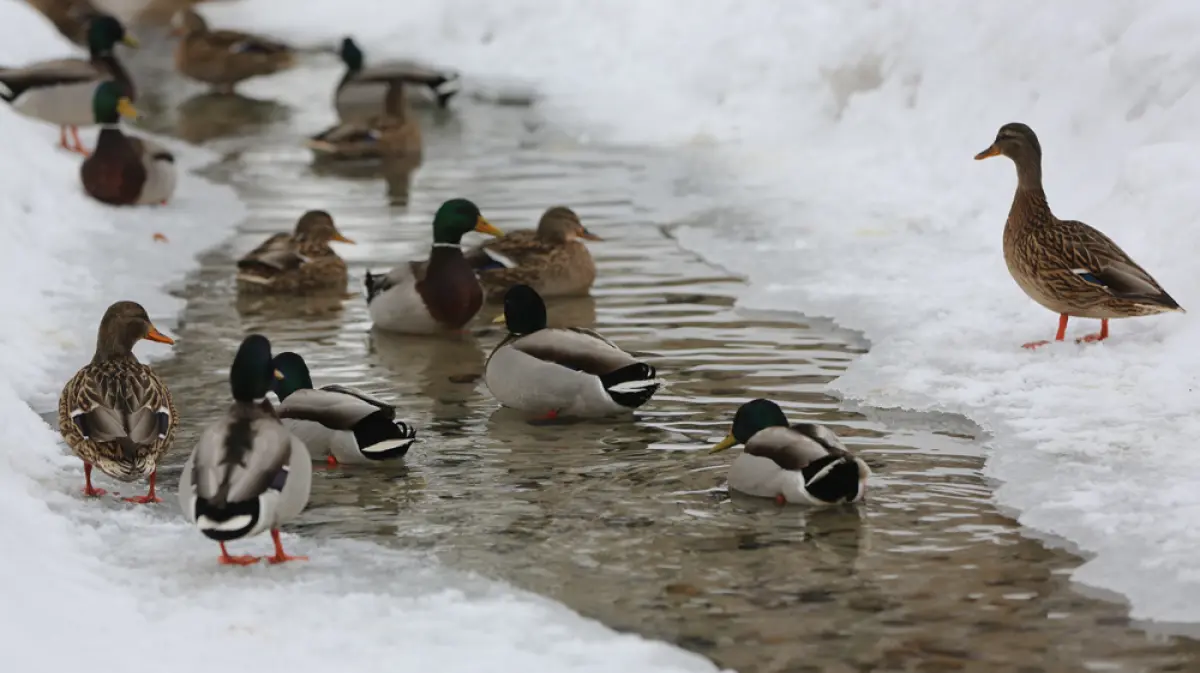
xmin=200 ymin=0 xmax=1200 ymax=625
xmin=0 ymin=4 xmax=721 ymax=672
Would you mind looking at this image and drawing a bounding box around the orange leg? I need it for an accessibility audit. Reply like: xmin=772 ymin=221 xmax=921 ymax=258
xmin=775 ymin=494 xmax=787 ymax=506
xmin=123 ymin=471 xmax=163 ymax=504
xmin=58 ymin=126 xmax=70 ymax=151
xmin=1023 ymin=313 xmax=1069 ymax=350
xmin=82 ymin=463 xmax=107 ymax=497
xmin=218 ymin=541 xmax=260 ymax=566
xmin=534 ymin=409 xmax=560 ymax=421
xmin=1077 ymin=319 xmax=1110 ymax=344
xmin=327 ymin=455 xmax=338 ymax=467
xmin=70 ymin=126 xmax=89 ymax=156
xmin=265 ymin=529 xmax=308 ymax=564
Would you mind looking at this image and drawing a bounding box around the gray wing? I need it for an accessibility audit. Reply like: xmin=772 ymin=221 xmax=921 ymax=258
xmin=745 ymin=426 xmax=846 ymax=471
xmin=276 ymin=387 xmax=389 ymax=430
xmin=192 ymin=407 xmax=292 ymax=506
xmin=319 ymin=384 xmax=394 ymax=412
xmin=0 ymin=59 xmax=100 ymax=98
xmin=510 ymin=328 xmax=635 ymax=376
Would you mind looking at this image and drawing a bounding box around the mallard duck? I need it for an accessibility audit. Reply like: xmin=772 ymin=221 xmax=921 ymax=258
xmin=271 ymin=351 xmax=417 ymax=466
xmin=485 ymin=284 xmax=661 ymax=419
xmin=236 ymin=210 xmax=355 ymax=294
xmin=306 ymin=113 xmax=421 ymax=160
xmin=177 ymin=334 xmax=312 ymax=565
xmin=27 ymin=0 xmax=102 ymax=47
xmin=710 ymin=399 xmax=870 ymax=506
xmin=80 ymin=84 xmax=177 ymax=206
xmin=170 ymin=8 xmax=295 ymax=94
xmin=976 ymin=123 xmax=1184 ymax=348
xmin=57 ymin=300 xmax=176 ymax=502
xmin=467 ymin=206 xmax=602 ymax=303
xmin=333 ymin=37 xmax=459 ymax=119
xmin=0 ymin=14 xmax=137 ymax=154
xmin=364 ymin=198 xmax=503 ymax=334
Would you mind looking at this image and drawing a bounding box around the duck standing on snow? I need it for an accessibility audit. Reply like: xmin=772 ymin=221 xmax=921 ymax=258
xmin=57 ymin=301 xmax=176 ymax=503
xmin=467 ymin=206 xmax=602 ymax=303
xmin=80 ymin=83 xmax=177 ymax=206
xmin=170 ymin=8 xmax=295 ymax=94
xmin=333 ymin=36 xmax=460 ymax=119
xmin=236 ymin=210 xmax=356 ymax=294
xmin=364 ymin=198 xmax=504 ymax=334
xmin=178 ymin=334 xmax=312 ymax=566
xmin=271 ymin=352 xmax=418 ymax=466
xmin=485 ymin=284 xmax=661 ymax=419
xmin=0 ymin=14 xmax=137 ymax=154
xmin=975 ymin=122 xmax=1184 ymax=348
xmin=710 ymin=399 xmax=870 ymax=506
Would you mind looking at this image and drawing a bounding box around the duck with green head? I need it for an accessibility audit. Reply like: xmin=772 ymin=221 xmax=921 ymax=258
xmin=178 ymin=334 xmax=312 ymax=566
xmin=333 ymin=36 xmax=460 ymax=121
xmin=365 ymin=198 xmax=504 ymax=334
xmin=80 ymin=82 xmax=177 ymax=207
xmin=270 ymin=351 xmax=417 ymax=466
xmin=0 ymin=14 xmax=138 ymax=154
xmin=710 ymin=399 xmax=870 ymax=506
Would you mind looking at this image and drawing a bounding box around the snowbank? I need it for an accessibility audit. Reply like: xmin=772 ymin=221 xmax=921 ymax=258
xmin=201 ymin=0 xmax=1200 ymax=623
xmin=0 ymin=4 xmax=721 ymax=672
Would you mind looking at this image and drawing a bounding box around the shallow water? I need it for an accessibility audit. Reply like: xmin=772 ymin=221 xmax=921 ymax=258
xmin=112 ymin=38 xmax=1200 ymax=673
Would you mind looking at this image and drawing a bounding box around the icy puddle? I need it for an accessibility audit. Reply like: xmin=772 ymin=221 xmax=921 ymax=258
xmin=121 ymin=46 xmax=1200 ymax=673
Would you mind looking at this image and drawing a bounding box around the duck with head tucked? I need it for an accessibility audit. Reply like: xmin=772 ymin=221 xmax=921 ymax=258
xmin=365 ymin=198 xmax=504 ymax=334
xmin=80 ymin=84 xmax=177 ymax=206
xmin=975 ymin=122 xmax=1183 ymax=348
xmin=170 ymin=8 xmax=295 ymax=94
xmin=0 ymin=14 xmax=137 ymax=154
xmin=58 ymin=300 xmax=176 ymax=503
xmin=710 ymin=399 xmax=870 ymax=506
xmin=333 ymin=37 xmax=460 ymax=120
xmin=178 ymin=334 xmax=312 ymax=565
xmin=236 ymin=210 xmax=356 ymax=294
xmin=467 ymin=206 xmax=602 ymax=303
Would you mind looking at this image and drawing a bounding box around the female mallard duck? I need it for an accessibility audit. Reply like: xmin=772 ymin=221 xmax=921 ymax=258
xmin=170 ymin=8 xmax=295 ymax=94
xmin=485 ymin=284 xmax=661 ymax=419
xmin=57 ymin=300 xmax=177 ymax=503
xmin=976 ymin=123 xmax=1184 ymax=348
xmin=306 ymin=112 xmax=421 ymax=161
xmin=271 ymin=351 xmax=417 ymax=466
xmin=0 ymin=14 xmax=137 ymax=154
xmin=364 ymin=198 xmax=504 ymax=334
xmin=710 ymin=399 xmax=870 ymax=506
xmin=334 ymin=37 xmax=459 ymax=120
xmin=28 ymin=0 xmax=102 ymax=47
xmin=178 ymin=334 xmax=312 ymax=565
xmin=468 ymin=206 xmax=602 ymax=303
xmin=236 ymin=210 xmax=355 ymax=294
xmin=80 ymin=84 xmax=177 ymax=206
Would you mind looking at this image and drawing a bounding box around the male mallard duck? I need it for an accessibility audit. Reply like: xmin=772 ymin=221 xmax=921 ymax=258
xmin=485 ymin=284 xmax=661 ymax=419
xmin=80 ymin=84 xmax=177 ymax=206
xmin=468 ymin=206 xmax=602 ymax=302
xmin=236 ymin=210 xmax=355 ymax=294
xmin=271 ymin=351 xmax=417 ymax=466
xmin=710 ymin=399 xmax=870 ymax=506
xmin=57 ymin=300 xmax=176 ymax=502
xmin=178 ymin=334 xmax=312 ymax=565
xmin=976 ymin=123 xmax=1184 ymax=348
xmin=334 ymin=37 xmax=459 ymax=120
xmin=364 ymin=198 xmax=503 ymax=334
xmin=170 ymin=8 xmax=295 ymax=94
xmin=0 ymin=14 xmax=137 ymax=154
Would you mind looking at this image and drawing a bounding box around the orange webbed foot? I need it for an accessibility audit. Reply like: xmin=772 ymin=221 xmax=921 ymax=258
xmin=82 ymin=486 xmax=107 ymax=497
xmin=1021 ymin=340 xmax=1052 ymax=350
xmin=122 ymin=494 xmax=162 ymax=504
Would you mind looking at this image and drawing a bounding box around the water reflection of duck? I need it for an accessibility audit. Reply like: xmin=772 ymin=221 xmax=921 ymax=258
xmin=308 ymin=156 xmax=419 ymax=207
xmin=175 ymin=91 xmax=288 ymax=143
xmin=367 ymin=327 xmax=487 ymax=420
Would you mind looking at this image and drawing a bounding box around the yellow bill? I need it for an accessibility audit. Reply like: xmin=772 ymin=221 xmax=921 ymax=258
xmin=117 ymin=98 xmax=139 ymax=120
xmin=492 ymin=314 xmax=507 ymax=325
xmin=274 ymin=369 xmax=285 ymax=380
xmin=122 ymin=34 xmax=140 ymax=48
xmin=709 ymin=434 xmax=737 ymax=453
xmin=474 ymin=216 xmax=504 ymax=237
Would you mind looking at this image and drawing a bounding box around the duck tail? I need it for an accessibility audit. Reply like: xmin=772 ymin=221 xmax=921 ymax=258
xmin=351 ymin=411 xmax=417 ymax=461
xmin=431 ymin=75 xmax=461 ymax=108
xmin=600 ymin=363 xmax=662 ymax=409
xmin=363 ymin=270 xmax=388 ymax=304
xmin=800 ymin=456 xmax=864 ymax=504
xmin=192 ymin=495 xmax=260 ymax=541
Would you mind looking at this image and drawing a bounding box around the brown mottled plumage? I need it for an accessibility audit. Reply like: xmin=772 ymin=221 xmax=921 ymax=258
xmin=58 ymin=301 xmax=177 ymax=502
xmin=467 ymin=206 xmax=601 ymax=302
xmin=975 ymin=122 xmax=1183 ymax=347
xmin=236 ymin=210 xmax=355 ymax=294
xmin=308 ymin=80 xmax=421 ymax=160
xmin=171 ymin=8 xmax=294 ymax=93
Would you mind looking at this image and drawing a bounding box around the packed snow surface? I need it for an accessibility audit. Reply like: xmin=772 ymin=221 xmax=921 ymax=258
xmin=0 ymin=3 xmax=723 ymax=671
xmin=201 ymin=0 xmax=1200 ymax=624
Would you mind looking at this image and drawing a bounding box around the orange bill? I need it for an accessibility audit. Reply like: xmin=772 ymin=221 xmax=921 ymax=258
xmin=331 ymin=232 xmax=356 ymax=244
xmin=579 ymin=228 xmax=603 ymax=241
xmin=974 ymin=144 xmax=1001 ymax=160
xmin=145 ymin=326 xmax=175 ymax=345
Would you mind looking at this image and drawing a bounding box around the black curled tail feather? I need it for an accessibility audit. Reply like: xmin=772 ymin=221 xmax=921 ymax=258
xmin=800 ymin=456 xmax=862 ymax=504
xmin=193 ymin=496 xmax=260 ymax=542
xmin=599 ymin=363 xmax=660 ymax=409
xmin=364 ymin=271 xmax=387 ymax=304
xmin=351 ymin=409 xmax=417 ymax=461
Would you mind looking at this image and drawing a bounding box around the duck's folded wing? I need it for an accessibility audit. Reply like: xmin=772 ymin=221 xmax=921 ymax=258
xmin=319 ymin=384 xmax=395 ymax=413
xmin=237 ymin=233 xmax=304 ymax=272
xmin=510 ymin=328 xmax=634 ymax=376
xmin=745 ymin=427 xmax=832 ymax=470
xmin=277 ymin=387 xmax=388 ymax=430
xmin=207 ymin=30 xmax=291 ymax=55
xmin=197 ymin=416 xmax=292 ymax=505
xmin=0 ymin=60 xmax=97 ymax=99
xmin=66 ymin=371 xmax=170 ymax=448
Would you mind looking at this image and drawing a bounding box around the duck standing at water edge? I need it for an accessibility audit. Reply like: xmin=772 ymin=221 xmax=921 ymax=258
xmin=710 ymin=399 xmax=869 ymax=506
xmin=178 ymin=335 xmax=312 ymax=565
xmin=236 ymin=210 xmax=355 ymax=294
xmin=975 ymin=123 xmax=1183 ymax=348
xmin=468 ymin=206 xmax=602 ymax=303
xmin=58 ymin=301 xmax=177 ymax=502
xmin=364 ymin=198 xmax=504 ymax=334
xmin=80 ymin=83 xmax=177 ymax=206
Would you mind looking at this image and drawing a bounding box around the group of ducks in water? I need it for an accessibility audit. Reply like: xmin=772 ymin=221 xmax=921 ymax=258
xmin=27 ymin=5 xmax=1188 ymax=565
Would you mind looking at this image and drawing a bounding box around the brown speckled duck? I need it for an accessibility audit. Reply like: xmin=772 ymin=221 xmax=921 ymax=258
xmin=58 ymin=301 xmax=177 ymax=503
xmin=364 ymin=198 xmax=503 ymax=334
xmin=975 ymin=122 xmax=1184 ymax=348
xmin=80 ymin=85 xmax=177 ymax=206
xmin=171 ymin=8 xmax=294 ymax=94
xmin=467 ymin=206 xmax=601 ymax=303
xmin=236 ymin=210 xmax=356 ymax=294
